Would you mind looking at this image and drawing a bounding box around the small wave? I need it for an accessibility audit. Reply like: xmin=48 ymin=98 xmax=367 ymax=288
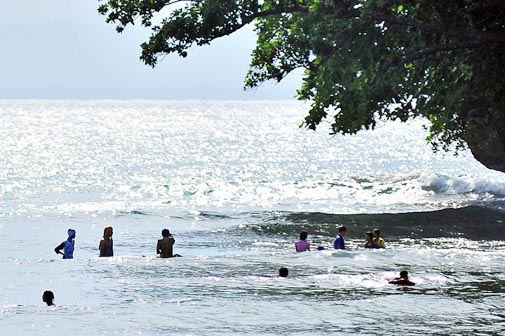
xmin=422 ymin=173 xmax=505 ymax=197
xmin=184 ymin=211 xmax=233 ymax=221
xmin=116 ymin=210 xmax=150 ymax=216
xmin=252 ymin=206 xmax=505 ymax=240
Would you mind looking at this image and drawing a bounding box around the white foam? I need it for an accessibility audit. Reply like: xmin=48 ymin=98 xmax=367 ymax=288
xmin=423 ymin=173 xmax=505 ymax=196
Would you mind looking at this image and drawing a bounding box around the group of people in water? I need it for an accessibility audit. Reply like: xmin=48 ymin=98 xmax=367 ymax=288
xmin=294 ymin=225 xmax=415 ymax=286
xmin=46 ymin=226 xmax=182 ymax=306
xmin=45 ymin=223 xmax=413 ymax=306
xmin=294 ymin=226 xmax=386 ymax=252
xmin=53 ymin=226 xmax=181 ymax=260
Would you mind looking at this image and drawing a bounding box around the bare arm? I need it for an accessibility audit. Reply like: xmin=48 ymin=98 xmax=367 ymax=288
xmin=54 ymin=242 xmax=65 ymax=255
xmin=99 ymin=239 xmax=104 ymax=254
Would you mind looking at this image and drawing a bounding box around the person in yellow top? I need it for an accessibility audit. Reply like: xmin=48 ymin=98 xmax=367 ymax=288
xmin=373 ymin=228 xmax=386 ymax=248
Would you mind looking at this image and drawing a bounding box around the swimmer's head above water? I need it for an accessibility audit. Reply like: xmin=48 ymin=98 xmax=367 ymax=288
xmin=42 ymin=290 xmax=55 ymax=306
xmin=67 ymin=229 xmax=76 ymax=239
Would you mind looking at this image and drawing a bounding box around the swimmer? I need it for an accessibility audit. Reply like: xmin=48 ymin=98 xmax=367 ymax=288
xmin=54 ymin=229 xmax=76 ymax=259
xmin=364 ymin=231 xmax=378 ymax=249
xmin=334 ymin=226 xmax=347 ymax=250
xmin=42 ymin=290 xmax=55 ymax=306
xmin=389 ymin=271 xmax=415 ymax=286
xmin=99 ymin=226 xmax=114 ymax=257
xmin=373 ymin=228 xmax=386 ymax=248
xmin=295 ymin=231 xmax=310 ymax=252
xmin=157 ymin=229 xmax=181 ymax=258
xmin=279 ymin=267 xmax=289 ymax=277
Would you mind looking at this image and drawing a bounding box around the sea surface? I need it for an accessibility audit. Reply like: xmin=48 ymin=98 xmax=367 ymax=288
xmin=1 ymin=100 xmax=505 ymax=335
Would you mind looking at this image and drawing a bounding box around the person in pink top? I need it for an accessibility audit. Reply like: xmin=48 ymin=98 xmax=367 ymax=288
xmin=295 ymin=231 xmax=310 ymax=252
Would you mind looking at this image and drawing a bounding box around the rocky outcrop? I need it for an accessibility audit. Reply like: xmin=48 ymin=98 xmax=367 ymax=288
xmin=465 ymin=112 xmax=505 ymax=173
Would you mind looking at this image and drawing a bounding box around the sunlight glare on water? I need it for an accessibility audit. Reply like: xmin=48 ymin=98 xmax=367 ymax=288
xmin=1 ymin=101 xmax=505 ymax=335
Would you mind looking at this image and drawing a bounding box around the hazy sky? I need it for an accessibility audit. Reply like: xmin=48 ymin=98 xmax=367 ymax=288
xmin=0 ymin=1 xmax=302 ymax=99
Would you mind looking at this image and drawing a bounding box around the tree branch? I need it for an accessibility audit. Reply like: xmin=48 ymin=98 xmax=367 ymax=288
xmin=467 ymin=0 xmax=505 ymax=12
xmin=373 ymin=12 xmax=505 ymax=43
xmin=392 ymin=40 xmax=485 ymax=66
xmin=161 ymin=5 xmax=308 ymax=41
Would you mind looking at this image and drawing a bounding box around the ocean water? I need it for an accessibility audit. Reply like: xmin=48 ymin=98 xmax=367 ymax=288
xmin=1 ymin=100 xmax=505 ymax=335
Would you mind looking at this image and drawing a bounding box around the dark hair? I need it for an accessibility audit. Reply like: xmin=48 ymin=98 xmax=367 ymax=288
xmin=338 ymin=226 xmax=347 ymax=233
xmin=279 ymin=267 xmax=289 ymax=277
xmin=373 ymin=228 xmax=381 ymax=236
xmin=162 ymin=229 xmax=171 ymax=237
xmin=103 ymin=226 xmax=113 ymax=239
xmin=400 ymin=271 xmax=408 ymax=278
xmin=42 ymin=290 xmax=54 ymax=305
xmin=299 ymin=231 xmax=308 ymax=240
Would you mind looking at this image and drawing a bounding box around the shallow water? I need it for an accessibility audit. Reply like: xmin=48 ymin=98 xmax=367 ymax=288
xmin=1 ymin=100 xmax=505 ymax=335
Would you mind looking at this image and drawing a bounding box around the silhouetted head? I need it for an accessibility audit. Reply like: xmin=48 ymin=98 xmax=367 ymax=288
xmin=400 ymin=270 xmax=408 ymax=278
xmin=162 ymin=229 xmax=171 ymax=237
xmin=365 ymin=231 xmax=374 ymax=242
xmin=279 ymin=267 xmax=289 ymax=277
xmin=67 ymin=229 xmax=76 ymax=239
xmin=42 ymin=290 xmax=54 ymax=306
xmin=103 ymin=226 xmax=113 ymax=239
xmin=299 ymin=231 xmax=308 ymax=240
xmin=373 ymin=229 xmax=381 ymax=238
xmin=338 ymin=226 xmax=347 ymax=235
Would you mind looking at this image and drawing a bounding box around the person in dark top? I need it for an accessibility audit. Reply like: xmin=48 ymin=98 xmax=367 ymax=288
xmin=389 ymin=271 xmax=415 ymax=286
xmin=157 ymin=229 xmax=181 ymax=258
xmin=278 ymin=267 xmax=289 ymax=277
xmin=334 ymin=226 xmax=347 ymax=249
xmin=99 ymin=226 xmax=113 ymax=257
xmin=54 ymin=229 xmax=76 ymax=259
xmin=42 ymin=290 xmax=55 ymax=306
xmin=364 ymin=231 xmax=378 ymax=249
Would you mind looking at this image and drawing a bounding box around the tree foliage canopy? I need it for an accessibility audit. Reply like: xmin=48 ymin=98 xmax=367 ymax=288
xmin=98 ymin=0 xmax=505 ymax=171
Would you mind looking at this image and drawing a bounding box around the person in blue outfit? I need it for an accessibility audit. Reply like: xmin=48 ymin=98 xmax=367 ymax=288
xmin=54 ymin=229 xmax=76 ymax=259
xmin=334 ymin=226 xmax=347 ymax=249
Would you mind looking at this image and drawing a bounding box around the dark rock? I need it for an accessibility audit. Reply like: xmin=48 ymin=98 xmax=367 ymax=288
xmin=465 ymin=111 xmax=505 ymax=173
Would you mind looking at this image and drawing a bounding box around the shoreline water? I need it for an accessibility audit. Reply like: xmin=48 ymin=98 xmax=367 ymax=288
xmin=1 ymin=100 xmax=505 ymax=335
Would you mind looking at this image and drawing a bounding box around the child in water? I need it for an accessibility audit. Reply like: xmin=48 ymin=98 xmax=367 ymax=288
xmin=295 ymin=231 xmax=310 ymax=252
xmin=99 ymin=226 xmax=114 ymax=257
xmin=157 ymin=229 xmax=181 ymax=258
xmin=54 ymin=229 xmax=76 ymax=259
xmin=389 ymin=270 xmax=415 ymax=286
xmin=42 ymin=290 xmax=55 ymax=306
xmin=364 ymin=231 xmax=378 ymax=248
